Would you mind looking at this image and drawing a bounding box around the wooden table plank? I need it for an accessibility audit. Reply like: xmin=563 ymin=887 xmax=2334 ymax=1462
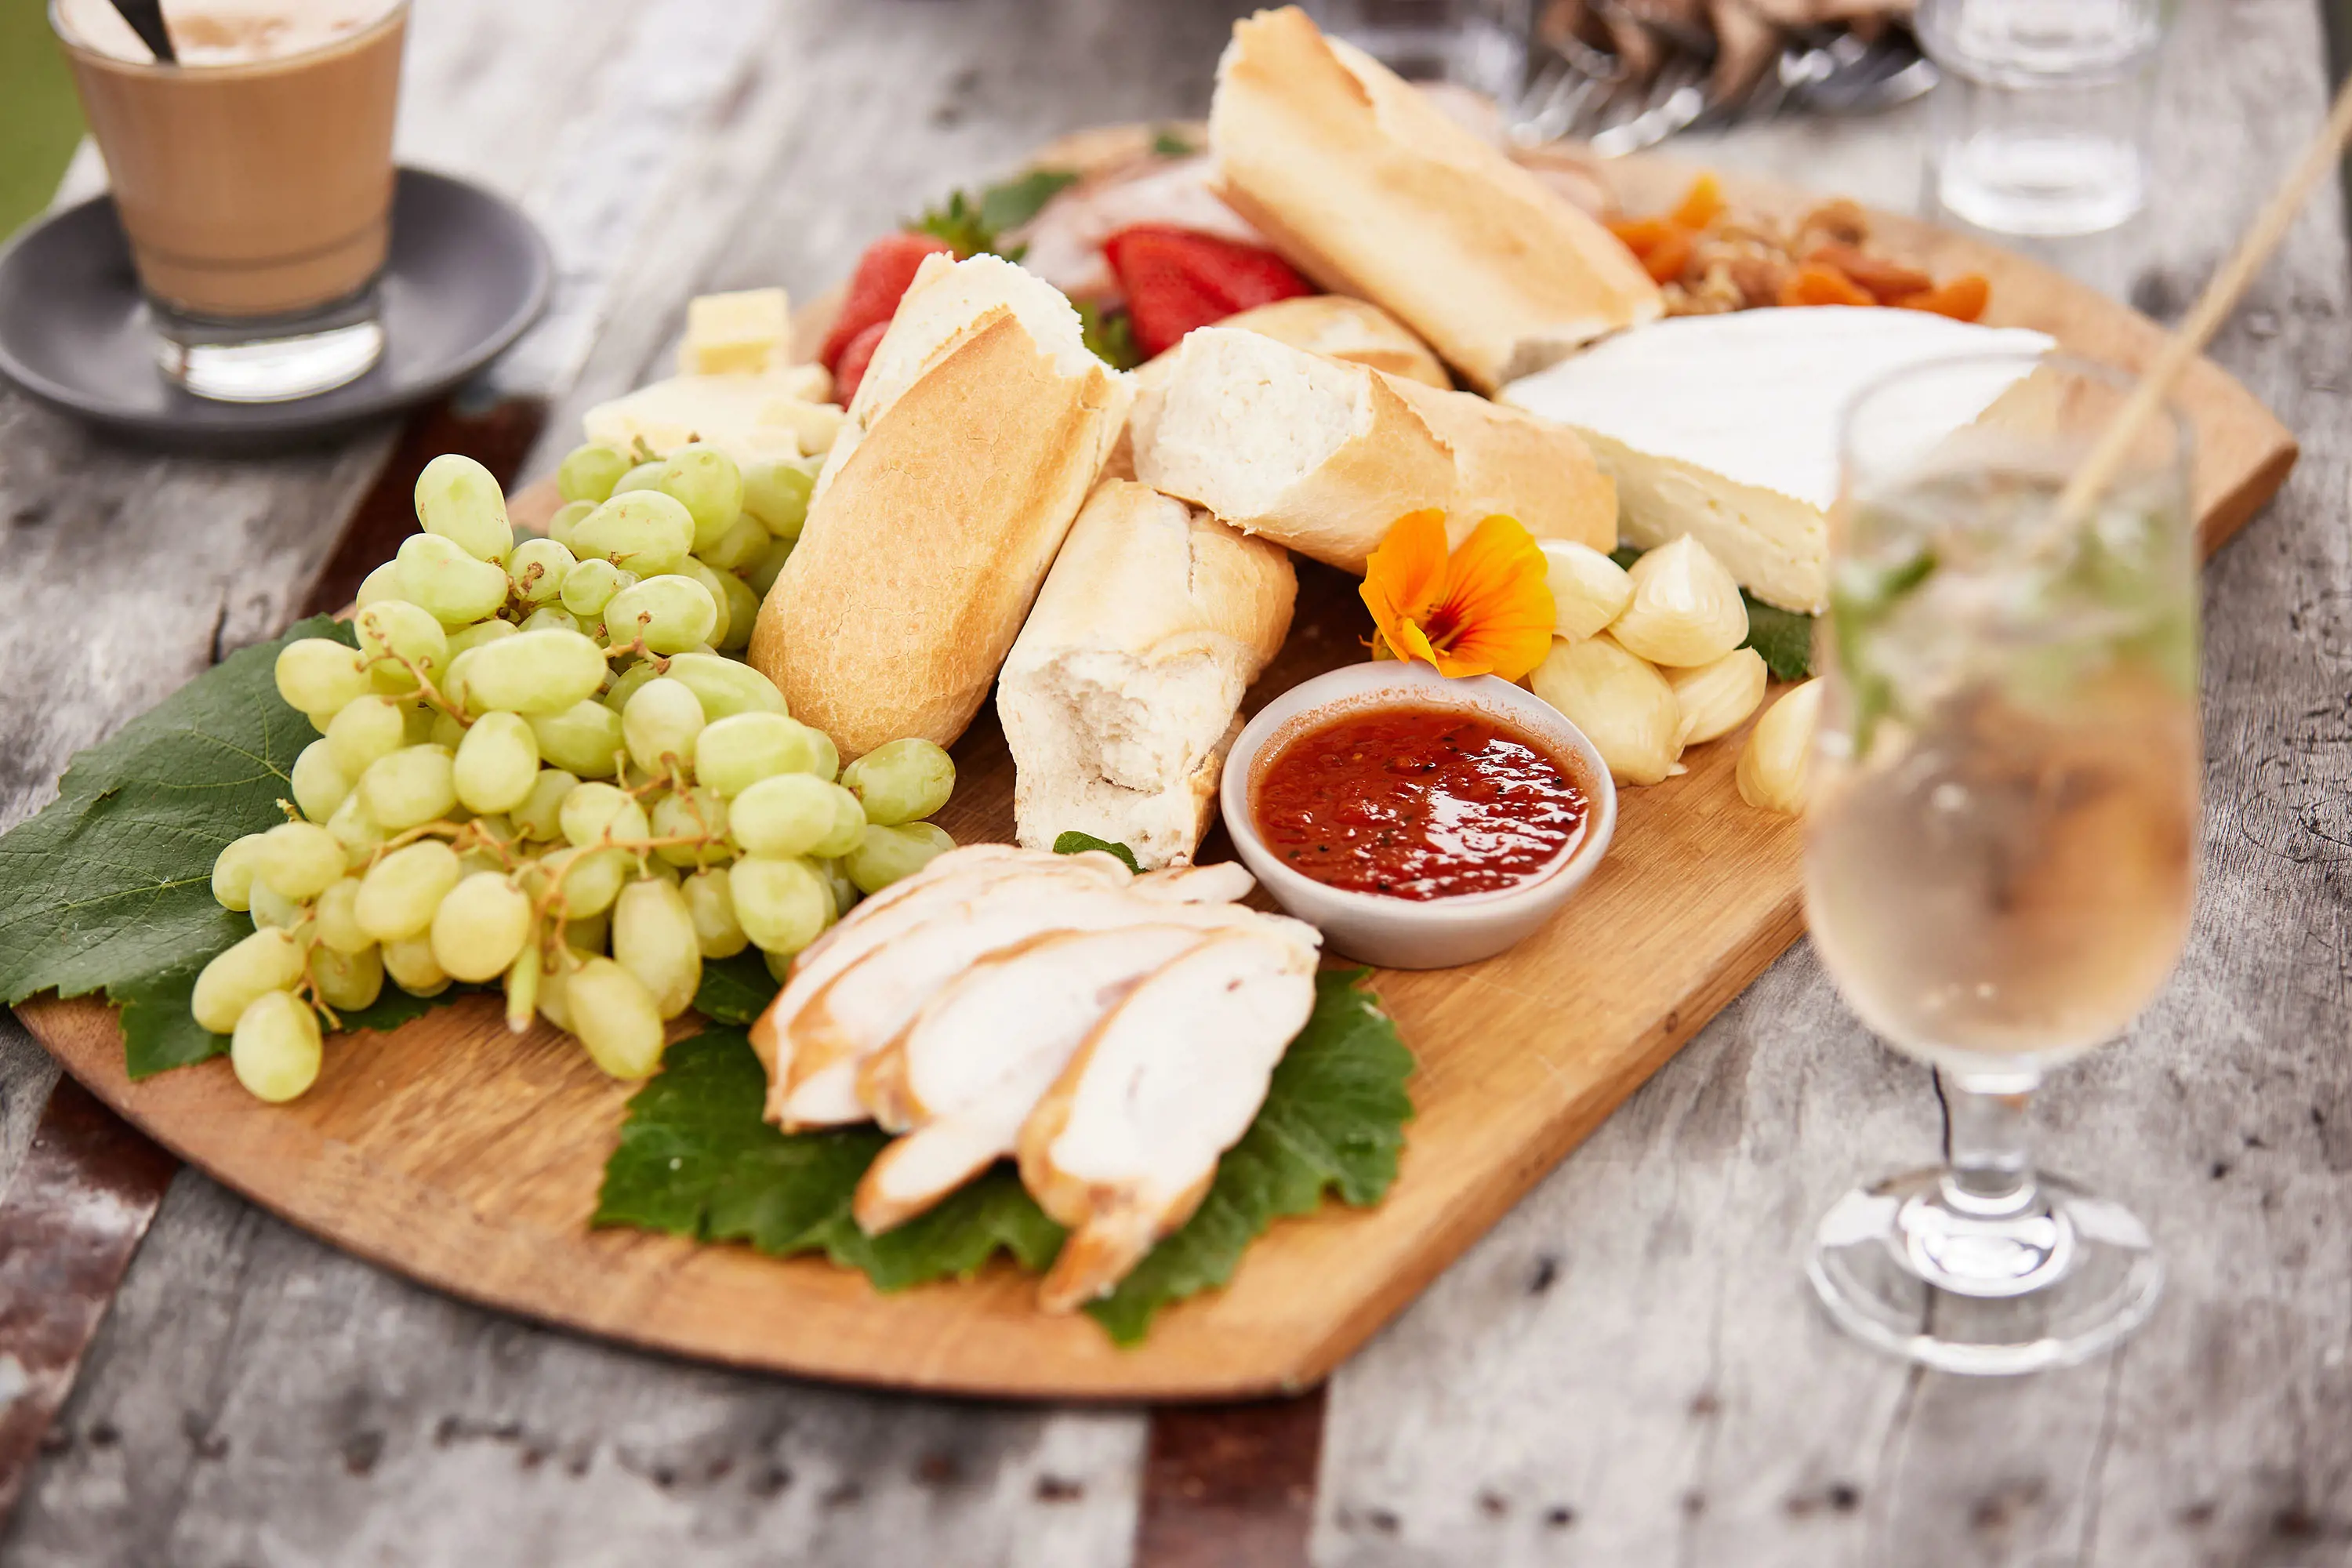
xmin=1311 ymin=1 xmax=2352 ymax=1563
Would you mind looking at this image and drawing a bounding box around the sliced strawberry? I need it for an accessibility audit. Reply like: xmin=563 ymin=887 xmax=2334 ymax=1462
xmin=1101 ymin=225 xmax=1314 ymax=359
xmin=833 ymin=319 xmax=890 ymax=405
xmin=820 ymin=232 xmax=956 ymax=371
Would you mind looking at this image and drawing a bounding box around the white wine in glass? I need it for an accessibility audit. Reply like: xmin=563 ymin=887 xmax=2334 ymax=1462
xmin=1804 ymin=352 xmax=2195 ymax=1374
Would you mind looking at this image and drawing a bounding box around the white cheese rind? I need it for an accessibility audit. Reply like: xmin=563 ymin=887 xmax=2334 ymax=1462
xmin=1502 ymin=307 xmax=2055 ymax=614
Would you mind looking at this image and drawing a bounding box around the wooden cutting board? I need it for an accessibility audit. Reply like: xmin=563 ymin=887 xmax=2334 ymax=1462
xmin=16 ymin=141 xmax=2296 ymax=1400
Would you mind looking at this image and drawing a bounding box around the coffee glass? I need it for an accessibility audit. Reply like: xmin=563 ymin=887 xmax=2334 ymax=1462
xmin=49 ymin=0 xmax=409 ymax=402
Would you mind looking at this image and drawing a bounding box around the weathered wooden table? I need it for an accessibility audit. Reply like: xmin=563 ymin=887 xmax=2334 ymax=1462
xmin=2 ymin=1 xmax=2346 ymax=1563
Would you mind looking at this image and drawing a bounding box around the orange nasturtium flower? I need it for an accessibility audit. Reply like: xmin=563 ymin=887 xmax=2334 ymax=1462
xmin=1359 ymin=510 xmax=1555 ymax=683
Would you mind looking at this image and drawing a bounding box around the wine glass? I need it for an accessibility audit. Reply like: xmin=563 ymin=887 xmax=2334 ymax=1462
xmin=1803 ymin=353 xmax=2197 ymax=1374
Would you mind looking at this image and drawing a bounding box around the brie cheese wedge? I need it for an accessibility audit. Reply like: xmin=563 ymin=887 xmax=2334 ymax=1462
xmin=1501 ymin=307 xmax=2054 ymax=613
xmin=582 ymin=365 xmax=840 ymax=466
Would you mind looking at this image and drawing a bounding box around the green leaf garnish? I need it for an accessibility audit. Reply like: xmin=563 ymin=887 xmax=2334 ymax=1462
xmin=593 ymin=971 xmax=1415 ymax=1342
xmin=1051 ymin=831 xmax=1142 ymax=873
xmin=911 ymin=169 xmax=1080 ymax=260
xmin=1076 ymin=299 xmax=1142 ymax=371
xmin=1149 ymin=127 xmax=1197 ymax=158
xmin=1609 ymin=544 xmax=1645 ymax=571
xmin=1740 ymin=595 xmax=1816 ymax=682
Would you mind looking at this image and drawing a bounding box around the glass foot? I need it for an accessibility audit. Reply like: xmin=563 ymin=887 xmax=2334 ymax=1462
xmin=1807 ymin=1167 xmax=2161 ymax=1375
xmin=150 ymin=289 xmax=384 ymax=403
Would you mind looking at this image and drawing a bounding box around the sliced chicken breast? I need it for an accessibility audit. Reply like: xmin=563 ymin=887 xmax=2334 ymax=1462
xmin=1019 ymin=930 xmax=1319 ymax=1312
xmin=851 ymin=925 xmax=1215 ymax=1234
xmin=779 ymin=884 xmax=1308 ymax=1129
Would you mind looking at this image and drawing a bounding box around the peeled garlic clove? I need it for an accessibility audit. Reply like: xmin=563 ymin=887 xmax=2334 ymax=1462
xmin=1666 ymin=648 xmax=1768 ymax=746
xmin=1608 ymin=535 xmax=1749 ymax=668
xmin=1737 ymin=678 xmax=1824 ymax=814
xmin=1539 ymin=539 xmax=1635 ymax=641
xmin=1530 ymin=633 xmax=1682 ymax=786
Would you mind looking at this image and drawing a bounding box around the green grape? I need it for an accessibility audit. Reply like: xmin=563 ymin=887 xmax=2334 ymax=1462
xmin=558 ymin=443 xmax=632 ymax=505
xmin=305 ymin=709 xmax=339 ymax=737
xmin=258 ymin=821 xmax=346 ymax=902
xmin=728 ymin=774 xmax=840 ymax=858
xmin=509 ymin=537 xmax=576 ymax=604
xmin=356 ymin=840 xmax=463 ymax=942
xmin=681 ymin=866 xmax=749 ymax=958
xmin=815 ymin=856 xmax=861 ymax=920
xmin=191 ymin=926 xmax=306 ymax=1033
xmin=622 ymin=677 xmax=706 ymax=775
xmin=663 ymin=652 xmax=785 ymax=720
xmin=358 ymin=744 xmax=457 ymax=832
xmin=289 ymin=742 xmax=352 ymax=823
xmin=355 ymin=560 xmax=404 ymax=608
xmin=844 ymin=821 xmax=956 ymax=895
xmin=325 ymin=789 xmax=385 ymax=869
xmin=601 ymin=658 xmax=662 ymax=715
xmin=654 ymin=445 xmax=746 ymax=553
xmin=454 ymin=711 xmax=540 ymax=814
xmin=811 ymin=785 xmax=866 ymax=858
xmin=430 ymin=710 xmax=467 ymax=753
xmin=693 ymin=711 xmax=834 ymax=796
xmin=212 ymin=832 xmax=269 ymax=912
xmin=511 ymin=768 xmax=579 ymax=840
xmin=503 ymin=947 xmax=539 ymax=1034
xmin=445 ymin=617 xmax=519 ymax=660
xmin=457 ymin=846 xmax=505 ymax=880
xmin=730 ymin=855 xmax=834 ymax=956
xmin=382 ymin=936 xmax=450 ymax=996
xmin=545 ymin=499 xmax=595 ymax=552
xmin=275 ymin=637 xmax=371 ymax=717
xmin=314 ymin=877 xmax=371 ymax=954
xmin=747 ymin=535 xmax=796 ymax=597
xmin=612 ymin=877 xmax=702 ymax=1018
xmin=249 ymin=879 xmax=305 ymax=931
xmin=430 ymin=872 xmax=534 ymax=983
xmin=311 ymin=942 xmax=384 ymax=1013
xmin=401 ymin=699 xmax=440 ymax=745
xmin=414 ymin=452 xmax=513 ymax=564
xmin=564 ymin=908 xmax=610 ymax=954
xmin=567 ymin=957 xmax=666 ymax=1080
xmin=519 ymin=604 xmax=583 ymax=636
xmin=326 ymin=698 xmax=406 ymax=776
xmin=452 ymin=627 xmax=607 ymax=716
xmin=356 ymin=600 xmax=448 ymax=695
xmin=698 ymin=514 xmax=769 ymax=575
xmin=548 ymin=845 xmax=631 ymax=917
xmin=840 ymin=738 xmax=955 ymax=827
xmin=558 ymin=781 xmax=650 ymax=848
xmin=529 ymin=700 xmax=626 ymax=778
xmin=763 ymin=948 xmax=795 ymax=984
xmin=613 ymin=459 xmax=666 ymax=495
xmin=560 ymin=557 xmax=637 ymax=619
xmin=650 ymin=786 xmax=728 ymax=867
xmin=535 ymin=953 xmax=576 ymax=1032
xmin=677 ymin=558 xmax=735 ymax=648
xmin=602 ymin=575 xmax=717 ymax=656
xmin=231 ymin=990 xmax=323 ymax=1102
xmin=396 ymin=532 xmax=512 ymax=626
xmin=742 ymin=456 xmax=816 ymax=539
xmin=572 ymin=492 xmax=694 ymax=577
xmin=712 ymin=572 xmax=760 ymax=654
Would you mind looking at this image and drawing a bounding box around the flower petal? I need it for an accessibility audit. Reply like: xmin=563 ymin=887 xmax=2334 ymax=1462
xmin=1358 ymin=508 xmax=1455 ymax=674
xmin=1432 ymin=515 xmax=1557 ymax=683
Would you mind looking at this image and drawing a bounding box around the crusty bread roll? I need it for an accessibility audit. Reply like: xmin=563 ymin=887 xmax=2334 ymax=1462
xmin=999 ymin=480 xmax=1294 ymax=869
xmin=750 ymin=254 xmax=1133 ymax=758
xmin=1209 ymin=6 xmax=1663 ymax=394
xmin=1130 ymin=325 xmax=1616 ymax=574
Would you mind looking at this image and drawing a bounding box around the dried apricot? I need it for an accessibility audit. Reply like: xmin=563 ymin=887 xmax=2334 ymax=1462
xmin=1641 ymin=226 xmax=1696 ymax=285
xmin=1806 ymin=242 xmax=1932 ymax=303
xmin=1670 ymin=173 xmax=1726 ymax=231
xmin=1606 ymin=216 xmax=1677 ymax=257
xmin=1777 ymin=263 xmax=1875 ymax=309
xmin=1893 ymin=274 xmax=1991 ymax=321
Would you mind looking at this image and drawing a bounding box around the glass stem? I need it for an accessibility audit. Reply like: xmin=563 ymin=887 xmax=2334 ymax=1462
xmin=1939 ymin=1070 xmax=2042 ymax=1218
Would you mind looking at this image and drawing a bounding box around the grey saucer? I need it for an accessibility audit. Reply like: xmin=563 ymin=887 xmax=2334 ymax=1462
xmin=0 ymin=168 xmax=550 ymax=450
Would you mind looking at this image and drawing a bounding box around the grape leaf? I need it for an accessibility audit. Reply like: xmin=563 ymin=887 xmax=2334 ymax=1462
xmin=593 ymin=971 xmax=1415 ymax=1342
xmin=691 ymin=950 xmax=779 ymax=1027
xmin=0 ymin=615 xmax=463 ymax=1076
xmin=1051 ymin=831 xmax=1142 ymax=873
xmin=1740 ymin=595 xmax=1816 ymax=682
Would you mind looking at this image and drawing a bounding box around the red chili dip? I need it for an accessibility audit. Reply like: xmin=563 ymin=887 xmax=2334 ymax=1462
xmin=1252 ymin=705 xmax=1589 ymax=901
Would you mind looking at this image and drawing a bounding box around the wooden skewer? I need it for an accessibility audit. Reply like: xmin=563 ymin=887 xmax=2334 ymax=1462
xmin=2057 ymin=69 xmax=2352 ymax=521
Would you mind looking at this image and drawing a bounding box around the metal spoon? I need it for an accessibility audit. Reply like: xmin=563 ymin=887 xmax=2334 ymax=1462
xmin=108 ymin=0 xmax=176 ymax=63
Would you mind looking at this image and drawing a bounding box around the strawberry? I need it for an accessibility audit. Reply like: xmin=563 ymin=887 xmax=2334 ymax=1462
xmin=832 ymin=319 xmax=890 ymax=405
xmin=1101 ymin=225 xmax=1314 ymax=359
xmin=820 ymin=232 xmax=956 ymax=370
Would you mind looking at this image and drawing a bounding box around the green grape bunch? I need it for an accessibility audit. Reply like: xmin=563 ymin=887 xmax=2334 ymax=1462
xmin=201 ymin=445 xmax=958 ymax=1105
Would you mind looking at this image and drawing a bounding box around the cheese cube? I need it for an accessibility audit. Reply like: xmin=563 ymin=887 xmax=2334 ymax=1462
xmin=677 ymin=288 xmax=791 ymax=376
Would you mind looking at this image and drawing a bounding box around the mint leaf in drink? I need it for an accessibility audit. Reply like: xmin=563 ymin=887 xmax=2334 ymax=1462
xmin=1052 ymin=830 xmax=1142 ymax=873
xmin=0 ymin=615 xmax=467 ymax=1076
xmin=1740 ymin=596 xmax=1816 ymax=682
xmin=594 ymin=971 xmax=1416 ymax=1342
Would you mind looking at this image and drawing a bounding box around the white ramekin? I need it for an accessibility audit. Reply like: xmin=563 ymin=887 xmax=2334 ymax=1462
xmin=1220 ymin=661 xmax=1617 ymax=970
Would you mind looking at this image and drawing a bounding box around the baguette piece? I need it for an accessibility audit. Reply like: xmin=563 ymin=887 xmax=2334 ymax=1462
xmin=750 ymin=254 xmax=1132 ymax=757
xmin=1182 ymin=295 xmax=1449 ymax=388
xmin=1208 ymin=6 xmax=1662 ymax=394
xmin=1131 ymin=325 xmax=1614 ymax=574
xmin=999 ymin=480 xmax=1295 ymax=869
